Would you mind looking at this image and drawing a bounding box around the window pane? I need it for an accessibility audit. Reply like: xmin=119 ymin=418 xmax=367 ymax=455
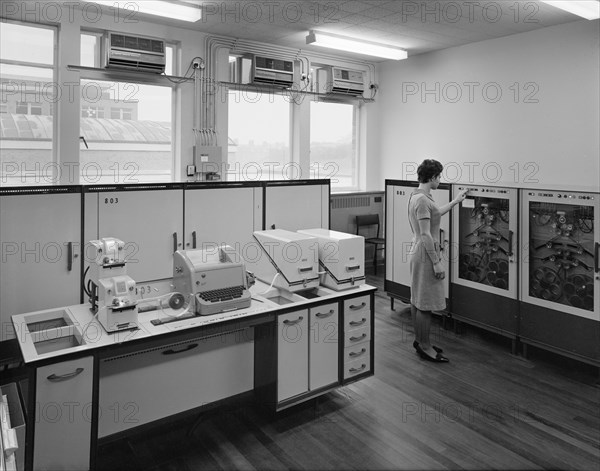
xmin=310 ymin=101 xmax=357 ymax=189
xmin=80 ymin=34 xmax=99 ymax=68
xmin=79 ymin=80 xmax=172 ymax=184
xmin=0 ymin=23 xmax=54 ymax=65
xmin=1 ymin=28 xmax=55 ymax=186
xmin=228 ymin=90 xmax=290 ymax=181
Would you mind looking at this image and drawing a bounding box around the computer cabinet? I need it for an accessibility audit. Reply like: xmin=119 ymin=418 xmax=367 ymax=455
xmin=520 ymin=189 xmax=599 ymax=365
xmin=450 ymin=185 xmax=519 ymax=344
xmin=384 ymin=180 xmax=451 ymax=308
xmin=0 ymin=187 xmax=81 ymax=341
xmin=83 ymin=184 xmax=184 ymax=283
xmin=264 ymin=180 xmax=330 ymax=231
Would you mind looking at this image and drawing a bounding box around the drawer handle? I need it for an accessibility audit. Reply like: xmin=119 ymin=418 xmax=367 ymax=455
xmin=349 ymin=364 xmax=367 ymax=373
xmin=349 ymin=318 xmax=367 ymax=327
xmin=283 ymin=316 xmax=303 ymax=325
xmin=315 ymin=310 xmax=334 ymax=318
xmin=47 ymin=368 xmax=84 ymax=382
xmin=349 ymin=348 xmax=366 ymax=358
xmin=348 ymin=302 xmax=366 ymax=311
xmin=162 ymin=343 xmax=198 ymax=355
xmin=349 ymin=333 xmax=367 ymax=342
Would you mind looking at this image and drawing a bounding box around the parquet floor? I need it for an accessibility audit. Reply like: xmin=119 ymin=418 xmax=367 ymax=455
xmin=98 ymin=271 xmax=600 ymax=471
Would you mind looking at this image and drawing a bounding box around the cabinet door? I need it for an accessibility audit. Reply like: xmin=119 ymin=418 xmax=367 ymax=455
xmin=1 ymin=192 xmax=81 ymax=341
xmin=185 ymin=187 xmax=262 ymax=254
xmin=96 ymin=189 xmax=183 ymax=282
xmin=277 ymin=309 xmax=309 ymax=401
xmin=265 ymin=184 xmax=329 ymax=231
xmin=99 ymin=331 xmax=254 ymax=437
xmin=34 ymin=356 xmax=93 ymax=471
xmin=309 ymin=303 xmax=339 ymax=390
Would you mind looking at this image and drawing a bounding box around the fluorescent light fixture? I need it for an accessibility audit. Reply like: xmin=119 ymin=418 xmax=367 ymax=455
xmin=306 ymin=30 xmax=408 ymax=60
xmin=92 ymin=1 xmax=202 ymax=22
xmin=540 ymin=1 xmax=600 ymax=20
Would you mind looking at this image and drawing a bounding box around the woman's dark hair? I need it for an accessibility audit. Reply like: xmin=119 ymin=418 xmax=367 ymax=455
xmin=417 ymin=159 xmax=443 ymax=183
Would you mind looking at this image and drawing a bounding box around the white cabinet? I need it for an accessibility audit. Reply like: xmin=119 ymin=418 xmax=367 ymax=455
xmin=265 ymin=182 xmax=329 ymax=231
xmin=0 ymin=189 xmax=81 ymax=341
xmin=85 ymin=187 xmax=184 ymax=282
xmin=309 ymin=303 xmax=339 ymax=390
xmin=277 ymin=309 xmax=309 ymax=402
xmin=184 ymin=185 xmax=262 ymax=253
xmin=34 ymin=356 xmax=93 ymax=471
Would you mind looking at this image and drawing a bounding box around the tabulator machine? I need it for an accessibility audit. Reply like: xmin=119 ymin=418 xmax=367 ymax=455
xmin=250 ymin=229 xmax=320 ymax=292
xmin=88 ymin=237 xmax=138 ymax=333
xmin=297 ymin=228 xmax=365 ymax=290
xmin=172 ymin=245 xmax=252 ymax=316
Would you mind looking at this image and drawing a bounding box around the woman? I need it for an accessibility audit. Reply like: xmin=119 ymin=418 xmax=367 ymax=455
xmin=408 ymin=159 xmax=468 ymax=362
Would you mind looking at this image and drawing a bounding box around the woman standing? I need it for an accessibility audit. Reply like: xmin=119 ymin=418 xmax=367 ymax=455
xmin=408 ymin=159 xmax=468 ymax=362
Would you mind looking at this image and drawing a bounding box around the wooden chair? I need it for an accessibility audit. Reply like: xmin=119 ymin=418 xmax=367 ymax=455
xmin=356 ymin=214 xmax=385 ymax=275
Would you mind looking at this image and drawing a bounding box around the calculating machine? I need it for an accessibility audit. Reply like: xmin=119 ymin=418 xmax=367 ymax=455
xmin=297 ymin=228 xmax=365 ymax=290
xmin=172 ymin=246 xmax=252 ymax=316
xmin=88 ymin=237 xmax=138 ymax=333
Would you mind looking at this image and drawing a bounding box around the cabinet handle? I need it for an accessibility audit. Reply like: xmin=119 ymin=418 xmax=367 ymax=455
xmin=595 ymin=242 xmax=599 ymax=273
xmin=315 ymin=310 xmax=334 ymax=318
xmin=67 ymin=242 xmax=73 ymax=271
xmin=192 ymin=231 xmax=197 ymax=249
xmin=349 ymin=364 xmax=366 ymax=373
xmin=508 ymin=230 xmax=514 ymax=257
xmin=349 ymin=318 xmax=366 ymax=327
xmin=348 ymin=302 xmax=366 ymax=311
xmin=283 ymin=316 xmax=303 ymax=325
xmin=47 ymin=367 xmax=84 ymax=382
xmin=349 ymin=348 xmax=366 ymax=358
xmin=349 ymin=333 xmax=367 ymax=342
xmin=439 ymin=229 xmax=445 ymax=252
xmin=162 ymin=343 xmax=198 ymax=355
xmin=173 ymin=232 xmax=178 ymax=253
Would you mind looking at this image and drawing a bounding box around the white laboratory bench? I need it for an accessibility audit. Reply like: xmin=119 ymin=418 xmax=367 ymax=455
xmin=11 ymin=281 xmax=376 ymax=471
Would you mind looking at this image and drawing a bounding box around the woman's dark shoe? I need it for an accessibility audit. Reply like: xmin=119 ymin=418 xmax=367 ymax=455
xmin=414 ymin=343 xmax=449 ymax=363
xmin=413 ymin=340 xmax=444 ymax=354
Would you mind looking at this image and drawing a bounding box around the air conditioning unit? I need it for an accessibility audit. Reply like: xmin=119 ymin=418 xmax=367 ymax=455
xmin=326 ymin=67 xmax=365 ymax=97
xmin=103 ymin=32 xmax=166 ymax=73
xmin=238 ymin=54 xmax=295 ymax=88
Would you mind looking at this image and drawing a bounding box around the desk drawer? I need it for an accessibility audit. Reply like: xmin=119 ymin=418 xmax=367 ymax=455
xmin=344 ymin=325 xmax=370 ymax=346
xmin=343 ymin=354 xmax=371 ymax=380
xmin=345 ymin=309 xmax=370 ymax=331
xmin=344 ymin=343 xmax=369 ymax=363
xmin=343 ymin=295 xmax=370 ymax=316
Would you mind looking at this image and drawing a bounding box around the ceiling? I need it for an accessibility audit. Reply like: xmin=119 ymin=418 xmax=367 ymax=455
xmin=159 ymin=0 xmax=588 ymax=61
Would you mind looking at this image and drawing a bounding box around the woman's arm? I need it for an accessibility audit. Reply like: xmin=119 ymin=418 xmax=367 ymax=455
xmin=416 ymin=218 xmax=444 ymax=278
xmin=439 ymin=189 xmax=469 ymax=216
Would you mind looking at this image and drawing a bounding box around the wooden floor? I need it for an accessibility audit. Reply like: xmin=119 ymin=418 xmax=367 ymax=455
xmin=98 ymin=270 xmax=600 ymax=471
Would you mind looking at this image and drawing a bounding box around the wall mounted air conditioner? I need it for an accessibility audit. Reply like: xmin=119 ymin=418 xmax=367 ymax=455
xmin=238 ymin=54 xmax=295 ymax=88
xmin=326 ymin=67 xmax=365 ymax=97
xmin=103 ymin=32 xmax=166 ymax=73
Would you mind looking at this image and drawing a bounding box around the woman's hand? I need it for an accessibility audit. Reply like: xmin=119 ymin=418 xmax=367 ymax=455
xmin=433 ymin=261 xmax=445 ymax=280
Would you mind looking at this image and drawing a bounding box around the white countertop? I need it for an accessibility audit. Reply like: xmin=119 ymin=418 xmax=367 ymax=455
xmin=12 ymin=281 xmax=376 ymax=364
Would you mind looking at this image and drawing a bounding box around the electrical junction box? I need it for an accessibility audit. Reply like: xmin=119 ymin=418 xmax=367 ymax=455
xmin=193 ymin=146 xmax=222 ymax=176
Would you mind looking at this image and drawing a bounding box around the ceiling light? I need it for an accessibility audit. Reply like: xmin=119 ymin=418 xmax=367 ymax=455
xmin=306 ymin=31 xmax=408 ymax=60
xmin=540 ymin=1 xmax=600 ymax=20
xmin=93 ymin=1 xmax=202 ymax=22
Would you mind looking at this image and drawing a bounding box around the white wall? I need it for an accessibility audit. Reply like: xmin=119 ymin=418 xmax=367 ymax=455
xmin=376 ymin=19 xmax=600 ymax=192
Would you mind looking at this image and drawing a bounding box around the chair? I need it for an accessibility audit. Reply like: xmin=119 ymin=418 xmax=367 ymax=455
xmin=356 ymin=214 xmax=385 ymax=275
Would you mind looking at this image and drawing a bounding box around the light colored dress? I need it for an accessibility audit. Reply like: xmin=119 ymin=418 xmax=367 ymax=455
xmin=408 ymin=189 xmax=445 ymax=311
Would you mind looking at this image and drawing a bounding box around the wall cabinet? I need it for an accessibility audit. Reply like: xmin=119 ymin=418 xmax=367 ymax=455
xmin=265 ymin=181 xmax=330 ymax=231
xmin=0 ymin=187 xmax=81 ymax=341
xmin=34 ymin=356 xmax=93 ymax=471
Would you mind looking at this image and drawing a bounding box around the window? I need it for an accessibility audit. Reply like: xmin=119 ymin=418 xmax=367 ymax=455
xmin=0 ymin=21 xmax=56 ymax=186
xmin=310 ymin=101 xmax=359 ymax=190
xmin=79 ymin=33 xmax=177 ymax=183
xmin=227 ymin=90 xmax=291 ymax=181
